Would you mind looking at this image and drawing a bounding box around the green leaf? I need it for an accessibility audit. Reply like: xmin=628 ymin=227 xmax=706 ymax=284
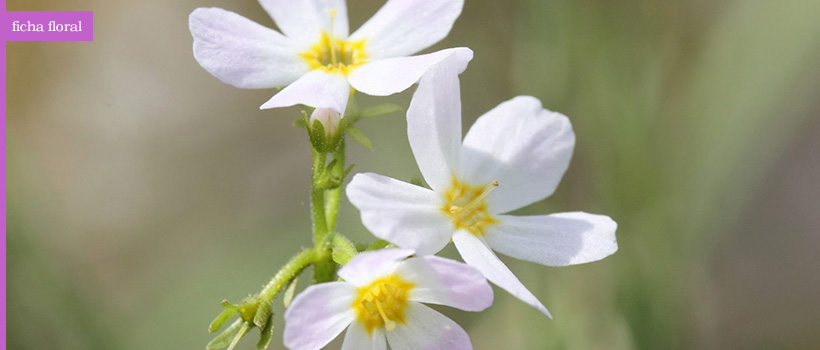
xmin=253 ymin=302 xmax=272 ymax=329
xmin=283 ymin=276 xmax=299 ymax=308
xmin=346 ymin=126 xmax=373 ymax=151
xmin=256 ymin=313 xmax=274 ymax=350
xmin=206 ymin=319 xmax=243 ymax=350
xmin=209 ymin=305 xmax=239 ymax=333
xmin=359 ymin=103 xmax=402 ymax=119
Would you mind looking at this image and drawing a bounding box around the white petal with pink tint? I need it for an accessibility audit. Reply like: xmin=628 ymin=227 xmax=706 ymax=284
xmin=486 ymin=212 xmax=618 ymax=267
xmin=350 ymin=0 xmax=464 ymax=59
xmin=396 ymin=256 xmax=492 ymax=311
xmin=342 ymin=321 xmax=387 ymax=350
xmin=189 ymin=8 xmax=307 ymax=89
xmin=259 ymin=0 xmax=349 ymax=42
xmin=453 ymin=230 xmax=552 ymax=318
xmin=406 ymin=54 xmax=464 ymax=193
xmin=260 ymin=70 xmax=351 ymax=114
xmin=337 ymin=248 xmax=415 ymax=287
xmin=349 ymin=48 xmax=472 ymax=96
xmin=283 ymin=282 xmax=357 ymax=350
xmin=385 ymin=303 xmax=473 ymax=350
xmin=346 ymin=173 xmax=454 ymax=256
xmin=460 ymin=96 xmax=575 ymax=214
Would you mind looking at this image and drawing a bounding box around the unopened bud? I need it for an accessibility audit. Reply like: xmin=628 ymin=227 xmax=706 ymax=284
xmin=310 ymin=108 xmax=341 ymax=138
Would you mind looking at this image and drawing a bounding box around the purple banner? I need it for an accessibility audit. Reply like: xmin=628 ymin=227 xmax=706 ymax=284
xmin=4 ymin=11 xmax=93 ymax=41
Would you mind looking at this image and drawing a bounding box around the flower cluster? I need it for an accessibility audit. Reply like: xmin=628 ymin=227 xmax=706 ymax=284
xmin=190 ymin=0 xmax=618 ymax=349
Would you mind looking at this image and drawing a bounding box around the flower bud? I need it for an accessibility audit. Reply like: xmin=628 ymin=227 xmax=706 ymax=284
xmin=310 ymin=108 xmax=341 ymax=139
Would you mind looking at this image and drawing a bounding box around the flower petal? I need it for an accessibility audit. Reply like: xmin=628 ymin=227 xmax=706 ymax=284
xmin=348 ymin=47 xmax=473 ymax=96
xmin=350 ymin=0 xmax=464 ymax=59
xmin=460 ymin=96 xmax=575 ymax=213
xmin=338 ymin=248 xmax=415 ymax=287
xmin=406 ymin=54 xmax=464 ymax=193
xmin=189 ymin=7 xmax=307 ymax=89
xmin=486 ymin=212 xmax=618 ymax=267
xmin=283 ymin=281 xmax=356 ymax=350
xmin=385 ymin=303 xmax=472 ymax=350
xmin=259 ymin=0 xmax=349 ymax=42
xmin=342 ymin=321 xmax=387 ymax=350
xmin=346 ymin=173 xmax=453 ymax=256
xmin=452 ymin=230 xmax=552 ymax=318
xmin=396 ymin=256 xmax=492 ymax=312
xmin=259 ymin=70 xmax=350 ymax=114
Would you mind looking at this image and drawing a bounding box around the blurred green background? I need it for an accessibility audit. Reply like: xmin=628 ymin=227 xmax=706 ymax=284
xmin=7 ymin=0 xmax=820 ymax=349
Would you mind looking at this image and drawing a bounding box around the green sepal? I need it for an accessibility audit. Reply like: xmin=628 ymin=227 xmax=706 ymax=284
xmin=358 ymin=103 xmax=402 ymax=120
xmin=331 ymin=234 xmax=358 ymax=265
xmin=209 ymin=301 xmax=240 ymax=333
xmin=366 ymin=239 xmax=391 ymax=251
xmin=283 ymin=276 xmax=299 ymax=308
xmin=253 ymin=301 xmax=272 ymax=330
xmin=312 ymin=259 xmax=337 ymax=284
xmin=206 ymin=319 xmax=243 ymax=350
xmin=346 ymin=126 xmax=373 ymax=151
xmin=308 ymin=119 xmax=329 ymax=153
xmin=256 ymin=313 xmax=274 ymax=350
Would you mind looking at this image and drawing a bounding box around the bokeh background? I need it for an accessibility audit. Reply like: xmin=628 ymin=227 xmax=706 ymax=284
xmin=7 ymin=0 xmax=820 ymax=349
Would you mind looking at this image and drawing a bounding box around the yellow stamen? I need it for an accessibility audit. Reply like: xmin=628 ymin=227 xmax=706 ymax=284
xmin=353 ymin=275 xmax=414 ymax=334
xmin=374 ymin=301 xmax=397 ymax=331
xmin=451 ymin=180 xmax=498 ymax=218
xmin=442 ymin=175 xmax=500 ymax=236
xmin=328 ymin=8 xmax=338 ymax=66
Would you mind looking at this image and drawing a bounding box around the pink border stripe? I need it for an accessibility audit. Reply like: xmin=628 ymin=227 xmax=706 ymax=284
xmin=1 ymin=0 xmax=7 ymax=346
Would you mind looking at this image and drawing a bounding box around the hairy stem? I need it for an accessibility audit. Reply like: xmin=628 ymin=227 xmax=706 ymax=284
xmin=324 ymin=139 xmax=345 ymax=232
xmin=311 ymin=148 xmax=329 ymax=244
xmin=258 ymin=249 xmax=315 ymax=302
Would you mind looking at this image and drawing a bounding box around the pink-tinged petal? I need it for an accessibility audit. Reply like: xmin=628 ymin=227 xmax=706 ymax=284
xmin=259 ymin=0 xmax=349 ymax=42
xmin=342 ymin=321 xmax=387 ymax=350
xmin=259 ymin=70 xmax=350 ymax=114
xmin=460 ymin=96 xmax=575 ymax=213
xmin=406 ymin=54 xmax=464 ymax=193
xmin=385 ymin=303 xmax=472 ymax=350
xmin=348 ymin=48 xmax=472 ymax=96
xmin=396 ymin=256 xmax=492 ymax=312
xmin=486 ymin=212 xmax=618 ymax=267
xmin=452 ymin=230 xmax=552 ymax=318
xmin=284 ymin=282 xmax=357 ymax=350
xmin=338 ymin=248 xmax=415 ymax=287
xmin=346 ymin=173 xmax=454 ymax=256
xmin=350 ymin=0 xmax=464 ymax=59
xmin=189 ymin=8 xmax=307 ymax=89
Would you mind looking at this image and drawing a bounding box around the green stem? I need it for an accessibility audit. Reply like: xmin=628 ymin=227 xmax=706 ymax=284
xmin=258 ymin=249 xmax=315 ymax=302
xmin=325 ymin=139 xmax=345 ymax=232
xmin=311 ymin=148 xmax=329 ymax=244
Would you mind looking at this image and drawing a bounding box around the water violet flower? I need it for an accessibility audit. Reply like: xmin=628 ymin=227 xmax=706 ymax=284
xmin=189 ymin=0 xmax=469 ymax=114
xmin=346 ymin=55 xmax=618 ymax=317
xmin=283 ymin=249 xmax=492 ymax=350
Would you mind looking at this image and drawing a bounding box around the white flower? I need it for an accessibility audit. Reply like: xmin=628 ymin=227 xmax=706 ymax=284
xmin=189 ymin=0 xmax=470 ymax=115
xmin=283 ymin=249 xmax=492 ymax=350
xmin=345 ymin=55 xmax=618 ymax=317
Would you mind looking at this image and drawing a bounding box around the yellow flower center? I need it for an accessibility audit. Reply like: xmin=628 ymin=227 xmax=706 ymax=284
xmin=442 ymin=175 xmax=499 ymax=236
xmin=353 ymin=274 xmax=414 ymax=334
xmin=298 ymin=9 xmax=367 ymax=75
